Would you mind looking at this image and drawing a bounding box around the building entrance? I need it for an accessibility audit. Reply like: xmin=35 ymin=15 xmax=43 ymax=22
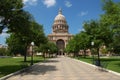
xmin=56 ymin=39 xmax=65 ymax=55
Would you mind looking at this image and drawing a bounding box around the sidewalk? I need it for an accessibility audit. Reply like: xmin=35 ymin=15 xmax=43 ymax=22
xmin=6 ymin=56 xmax=120 ymax=80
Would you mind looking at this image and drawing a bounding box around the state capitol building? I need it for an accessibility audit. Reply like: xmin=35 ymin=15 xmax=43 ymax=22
xmin=48 ymin=8 xmax=73 ymax=55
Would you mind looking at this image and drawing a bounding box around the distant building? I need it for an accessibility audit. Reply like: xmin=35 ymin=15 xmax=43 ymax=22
xmin=48 ymin=8 xmax=73 ymax=55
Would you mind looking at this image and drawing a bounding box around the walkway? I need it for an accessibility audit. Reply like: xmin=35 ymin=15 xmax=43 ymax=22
xmin=7 ymin=56 xmax=120 ymax=80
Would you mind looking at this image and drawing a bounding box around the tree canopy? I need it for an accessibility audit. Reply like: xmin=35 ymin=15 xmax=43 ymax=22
xmin=0 ymin=0 xmax=24 ymax=33
xmin=66 ymin=0 xmax=120 ymax=55
xmin=6 ymin=21 xmax=47 ymax=55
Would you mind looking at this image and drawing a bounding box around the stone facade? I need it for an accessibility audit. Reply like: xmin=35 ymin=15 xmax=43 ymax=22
xmin=48 ymin=8 xmax=73 ymax=55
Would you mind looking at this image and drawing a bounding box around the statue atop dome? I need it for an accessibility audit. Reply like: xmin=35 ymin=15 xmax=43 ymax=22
xmin=58 ymin=8 xmax=62 ymax=14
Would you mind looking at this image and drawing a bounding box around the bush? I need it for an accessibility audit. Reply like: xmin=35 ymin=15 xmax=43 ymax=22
xmin=0 ymin=48 xmax=7 ymax=56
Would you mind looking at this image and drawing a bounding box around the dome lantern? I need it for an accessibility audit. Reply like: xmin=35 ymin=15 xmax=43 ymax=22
xmin=58 ymin=8 xmax=62 ymax=14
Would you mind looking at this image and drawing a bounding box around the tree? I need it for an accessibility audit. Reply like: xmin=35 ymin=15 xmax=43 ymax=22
xmin=37 ymin=41 xmax=58 ymax=58
xmin=6 ymin=33 xmax=25 ymax=56
xmin=100 ymin=0 xmax=120 ymax=54
xmin=76 ymin=32 xmax=90 ymax=57
xmin=0 ymin=47 xmax=8 ymax=56
xmin=48 ymin=42 xmax=58 ymax=53
xmin=0 ymin=0 xmax=35 ymax=61
xmin=66 ymin=35 xmax=81 ymax=57
xmin=0 ymin=0 xmax=23 ymax=33
xmin=83 ymin=20 xmax=109 ymax=66
xmin=9 ymin=11 xmax=34 ymax=61
xmin=30 ymin=21 xmax=47 ymax=46
xmin=84 ymin=20 xmax=103 ymax=48
xmin=6 ymin=21 xmax=47 ymax=61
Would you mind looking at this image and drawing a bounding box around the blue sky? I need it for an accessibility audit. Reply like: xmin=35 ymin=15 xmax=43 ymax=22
xmin=0 ymin=0 xmax=119 ymax=45
xmin=23 ymin=0 xmax=103 ymax=34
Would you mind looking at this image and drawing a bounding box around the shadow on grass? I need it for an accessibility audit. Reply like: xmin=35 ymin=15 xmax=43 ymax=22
xmin=117 ymin=62 xmax=120 ymax=66
xmin=0 ymin=65 xmax=23 ymax=77
xmin=101 ymin=58 xmax=120 ymax=62
xmin=114 ymin=62 xmax=120 ymax=67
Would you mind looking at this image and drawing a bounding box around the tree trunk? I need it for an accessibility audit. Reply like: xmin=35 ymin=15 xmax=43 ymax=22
xmin=73 ymin=52 xmax=75 ymax=57
xmin=43 ymin=52 xmax=46 ymax=61
xmin=49 ymin=52 xmax=50 ymax=58
xmin=83 ymin=49 xmax=86 ymax=58
xmin=24 ymin=46 xmax=27 ymax=62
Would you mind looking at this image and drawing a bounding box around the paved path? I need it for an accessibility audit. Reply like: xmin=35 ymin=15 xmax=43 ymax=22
xmin=7 ymin=56 xmax=120 ymax=80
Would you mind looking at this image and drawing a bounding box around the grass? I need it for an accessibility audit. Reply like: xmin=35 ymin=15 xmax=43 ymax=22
xmin=75 ymin=57 xmax=92 ymax=64
xmin=75 ymin=56 xmax=120 ymax=73
xmin=0 ymin=56 xmax=44 ymax=78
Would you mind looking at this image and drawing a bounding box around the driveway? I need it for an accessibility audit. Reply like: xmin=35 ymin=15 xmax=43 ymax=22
xmin=6 ymin=56 xmax=120 ymax=80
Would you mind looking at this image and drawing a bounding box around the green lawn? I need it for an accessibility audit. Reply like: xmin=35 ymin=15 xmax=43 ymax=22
xmin=75 ymin=56 xmax=120 ymax=73
xmin=0 ymin=56 xmax=44 ymax=78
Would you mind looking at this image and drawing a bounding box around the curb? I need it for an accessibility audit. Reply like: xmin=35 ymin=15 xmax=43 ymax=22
xmin=73 ymin=58 xmax=120 ymax=76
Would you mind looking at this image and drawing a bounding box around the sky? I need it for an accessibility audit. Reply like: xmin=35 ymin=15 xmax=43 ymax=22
xmin=0 ymin=0 xmax=119 ymax=45
xmin=23 ymin=0 xmax=103 ymax=34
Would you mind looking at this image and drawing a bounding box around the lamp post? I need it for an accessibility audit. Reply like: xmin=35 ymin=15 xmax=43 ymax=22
xmin=31 ymin=42 xmax=34 ymax=65
xmin=91 ymin=41 xmax=94 ymax=64
xmin=97 ymin=48 xmax=101 ymax=66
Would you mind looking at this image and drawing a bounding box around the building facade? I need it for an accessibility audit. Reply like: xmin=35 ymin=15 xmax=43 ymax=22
xmin=48 ymin=8 xmax=73 ymax=55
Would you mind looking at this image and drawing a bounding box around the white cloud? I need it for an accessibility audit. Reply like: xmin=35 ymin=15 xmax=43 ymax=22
xmin=65 ymin=1 xmax=72 ymax=7
xmin=42 ymin=0 xmax=56 ymax=8
xmin=0 ymin=33 xmax=9 ymax=45
xmin=23 ymin=0 xmax=38 ymax=6
xmin=23 ymin=0 xmax=28 ymax=3
xmin=0 ymin=33 xmax=9 ymax=38
xmin=0 ymin=28 xmax=9 ymax=38
xmin=79 ymin=11 xmax=88 ymax=17
xmin=78 ymin=28 xmax=85 ymax=32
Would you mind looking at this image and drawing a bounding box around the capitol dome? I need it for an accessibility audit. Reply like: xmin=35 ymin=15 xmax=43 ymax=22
xmin=48 ymin=8 xmax=73 ymax=55
xmin=52 ymin=8 xmax=68 ymax=33
xmin=53 ymin=8 xmax=67 ymax=25
xmin=54 ymin=10 xmax=66 ymax=21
